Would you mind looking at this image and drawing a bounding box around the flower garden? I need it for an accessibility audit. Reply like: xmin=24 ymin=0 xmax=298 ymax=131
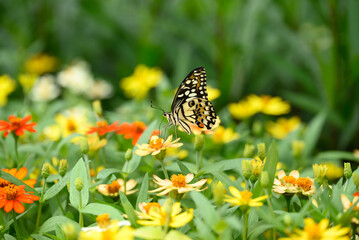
xmin=1 ymin=1 xmax=359 ymax=240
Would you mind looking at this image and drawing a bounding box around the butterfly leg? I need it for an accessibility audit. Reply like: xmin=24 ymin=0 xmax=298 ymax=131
xmin=162 ymin=122 xmax=173 ymax=139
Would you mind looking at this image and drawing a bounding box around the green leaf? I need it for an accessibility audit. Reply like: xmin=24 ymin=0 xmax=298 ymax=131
xmin=69 ymin=158 xmax=89 ymax=209
xmin=315 ymin=151 xmax=359 ymax=162
xmin=119 ymin=191 xmax=138 ymax=227
xmin=39 ymin=216 xmax=80 ymax=233
xmin=194 ymin=217 xmax=216 ymax=240
xmin=248 ymin=221 xmax=272 ymax=240
xmin=82 ymin=203 xmax=124 ymax=220
xmin=190 ymin=191 xmax=218 ymax=229
xmin=176 ymin=160 xmax=191 ymax=175
xmin=164 ymin=230 xmax=192 ymax=240
xmin=209 ymin=170 xmax=242 ymax=190
xmin=55 ymin=133 xmax=82 ymax=153
xmin=96 ymin=168 xmax=125 ymax=180
xmin=303 ymin=111 xmax=327 ymax=158
xmin=30 ymin=234 xmax=52 ymax=240
xmin=4 ymin=234 xmax=17 ymax=240
xmin=136 ymin=173 xmax=149 ymax=210
xmin=201 ymin=158 xmax=247 ymax=172
xmin=125 ymin=121 xmax=157 ymax=174
xmin=0 ymin=171 xmax=39 ymax=195
xmin=135 ymin=226 xmax=163 ymax=239
xmin=43 ymin=174 xmax=70 ymax=201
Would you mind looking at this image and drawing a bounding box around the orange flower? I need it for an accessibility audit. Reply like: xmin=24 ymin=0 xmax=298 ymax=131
xmin=87 ymin=120 xmax=121 ymax=136
xmin=117 ymin=121 xmax=160 ymax=145
xmin=0 ymin=185 xmax=40 ymax=213
xmin=0 ymin=115 xmax=36 ymax=138
xmin=1 ymin=167 xmax=36 ymax=188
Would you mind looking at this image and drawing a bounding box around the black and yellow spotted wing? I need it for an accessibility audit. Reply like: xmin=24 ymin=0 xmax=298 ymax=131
xmin=163 ymin=67 xmax=217 ymax=135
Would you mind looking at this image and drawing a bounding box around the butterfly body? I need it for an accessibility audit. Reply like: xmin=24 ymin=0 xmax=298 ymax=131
xmin=163 ymin=67 xmax=217 ymax=135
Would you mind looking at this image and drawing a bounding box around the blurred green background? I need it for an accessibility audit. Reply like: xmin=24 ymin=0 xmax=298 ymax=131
xmin=0 ymin=0 xmax=358 ymax=150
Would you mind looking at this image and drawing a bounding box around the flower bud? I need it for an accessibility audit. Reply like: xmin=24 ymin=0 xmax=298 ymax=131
xmin=155 ymin=149 xmax=166 ymax=161
xmin=241 ymin=160 xmax=252 ymax=180
xmin=93 ymin=100 xmax=103 ymax=117
xmin=194 ymin=134 xmax=204 ymax=151
xmin=283 ymin=214 xmax=292 ymax=226
xmin=79 ymin=137 xmax=89 ymax=154
xmin=243 ymin=144 xmax=255 ymax=158
xmin=212 ymin=180 xmax=226 ymax=205
xmin=75 ymin=177 xmax=84 ymax=191
xmin=353 ymin=172 xmax=359 ymax=188
xmin=260 ymin=171 xmax=269 ymax=188
xmin=62 ymin=222 xmax=78 ymax=240
xmin=292 ymin=140 xmax=305 ymax=158
xmin=257 ymin=143 xmax=266 ymax=161
xmin=59 ymin=159 xmax=68 ymax=177
xmin=41 ymin=163 xmax=50 ymax=179
xmin=125 ymin=148 xmax=133 ymax=161
xmin=344 ymin=162 xmax=352 ymax=179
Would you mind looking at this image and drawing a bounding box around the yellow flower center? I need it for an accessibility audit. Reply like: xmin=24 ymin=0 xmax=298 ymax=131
xmin=3 ymin=185 xmax=18 ymax=200
xmin=143 ymin=202 xmax=161 ymax=214
xmin=96 ymin=214 xmax=111 ymax=229
xmin=280 ymin=176 xmax=296 ymax=186
xmin=107 ymin=180 xmax=121 ymax=193
xmin=149 ymin=137 xmax=164 ymax=150
xmin=66 ymin=119 xmax=77 ymax=132
xmin=0 ymin=178 xmax=10 ymax=187
xmin=304 ymin=223 xmax=322 ymax=239
xmin=171 ymin=174 xmax=187 ymax=187
xmin=296 ymin=177 xmax=312 ymax=192
xmin=239 ymin=190 xmax=253 ymax=204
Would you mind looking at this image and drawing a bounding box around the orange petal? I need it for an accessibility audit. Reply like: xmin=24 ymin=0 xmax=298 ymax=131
xmin=24 ymin=179 xmax=36 ymax=188
xmin=4 ymin=200 xmax=14 ymax=212
xmin=9 ymin=168 xmax=17 ymax=176
xmin=15 ymin=167 xmax=28 ymax=180
xmin=13 ymin=201 xmax=25 ymax=213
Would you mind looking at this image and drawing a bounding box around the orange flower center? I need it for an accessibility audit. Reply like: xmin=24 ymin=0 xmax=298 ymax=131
xmin=134 ymin=122 xmax=146 ymax=133
xmin=67 ymin=119 xmax=76 ymax=132
xmin=149 ymin=138 xmax=164 ymax=150
xmin=96 ymin=121 xmax=108 ymax=128
xmin=3 ymin=185 xmax=19 ymax=200
xmin=0 ymin=178 xmax=11 ymax=187
xmin=171 ymin=174 xmax=187 ymax=187
xmin=107 ymin=180 xmax=121 ymax=193
xmin=280 ymin=176 xmax=296 ymax=186
xmin=96 ymin=214 xmax=111 ymax=229
xmin=9 ymin=117 xmax=22 ymax=130
xmin=304 ymin=223 xmax=322 ymax=239
xmin=143 ymin=202 xmax=161 ymax=214
xmin=296 ymin=177 xmax=312 ymax=192
xmin=240 ymin=190 xmax=253 ymax=201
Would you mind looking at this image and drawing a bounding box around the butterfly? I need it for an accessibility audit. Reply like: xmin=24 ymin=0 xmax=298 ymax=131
xmin=163 ymin=67 xmax=217 ymax=136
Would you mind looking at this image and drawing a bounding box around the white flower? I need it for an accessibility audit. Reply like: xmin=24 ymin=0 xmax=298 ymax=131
xmin=57 ymin=61 xmax=94 ymax=94
xmin=30 ymin=75 xmax=60 ymax=102
xmin=86 ymin=79 xmax=113 ymax=99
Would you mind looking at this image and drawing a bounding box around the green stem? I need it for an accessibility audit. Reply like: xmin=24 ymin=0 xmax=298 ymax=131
xmin=196 ymin=150 xmax=203 ymax=173
xmin=101 ymin=148 xmax=107 ymax=166
xmin=123 ymin=175 xmax=127 ymax=195
xmin=56 ymin=195 xmax=66 ymax=215
xmin=160 ymin=160 xmax=169 ymax=180
xmin=242 ymin=211 xmax=249 ymax=240
xmin=265 ymin=189 xmax=276 ymax=240
xmin=1 ymin=138 xmax=11 ymax=167
xmin=35 ymin=178 xmax=47 ymax=229
xmin=79 ymin=192 xmax=83 ymax=227
xmin=284 ymin=195 xmax=292 ymax=212
xmin=14 ymin=136 xmax=19 ymax=167
xmin=352 ymin=224 xmax=356 ymax=240
xmin=12 ymin=211 xmax=21 ymax=240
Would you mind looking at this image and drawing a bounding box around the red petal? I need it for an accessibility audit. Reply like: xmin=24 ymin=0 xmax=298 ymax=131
xmin=4 ymin=200 xmax=14 ymax=212
xmin=13 ymin=201 xmax=25 ymax=213
xmin=0 ymin=199 xmax=6 ymax=208
xmin=21 ymin=115 xmax=32 ymax=124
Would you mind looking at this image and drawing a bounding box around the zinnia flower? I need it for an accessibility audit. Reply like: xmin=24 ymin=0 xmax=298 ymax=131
xmin=30 ymin=74 xmax=61 ymax=102
xmin=341 ymin=194 xmax=359 ymax=224
xmin=79 ymin=214 xmax=132 ymax=240
xmin=117 ymin=121 xmax=160 ymax=145
xmin=0 ymin=75 xmax=16 ymax=107
xmin=1 ymin=167 xmax=37 ymax=188
xmin=137 ymin=200 xmax=193 ymax=228
xmin=135 ymin=135 xmax=183 ymax=156
xmin=212 ymin=126 xmax=239 ymax=144
xmin=149 ymin=174 xmax=207 ymax=196
xmin=272 ymin=170 xmax=315 ymax=196
xmin=25 ymin=53 xmax=58 ymax=75
xmin=97 ymin=179 xmax=137 ymax=197
xmin=0 ymin=115 xmax=36 ymax=138
xmin=247 ymin=95 xmax=290 ymax=116
xmin=0 ymin=185 xmax=40 ymax=213
xmin=55 ymin=108 xmax=90 ymax=138
xmin=224 ymin=187 xmax=267 ymax=211
xmin=266 ymin=116 xmax=301 ymax=139
xmin=87 ymin=120 xmax=121 ymax=136
xmin=279 ymin=218 xmax=350 ymax=240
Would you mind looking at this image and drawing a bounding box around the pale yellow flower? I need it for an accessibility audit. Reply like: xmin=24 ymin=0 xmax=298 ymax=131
xmin=325 ymin=162 xmax=343 ymax=181
xmin=19 ymin=73 xmax=38 ymax=93
xmin=137 ymin=200 xmax=193 ymax=228
xmin=207 ymin=86 xmax=221 ymax=101
xmin=341 ymin=194 xmax=359 ymax=225
xmin=86 ymin=79 xmax=113 ymax=100
xmin=135 ymin=135 xmax=183 ymax=156
xmin=247 ymin=95 xmax=290 ymax=115
xmin=273 ymin=170 xmax=315 ymax=196
xmin=149 ymin=173 xmax=207 ymax=196
xmin=120 ymin=65 xmax=162 ymax=100
xmin=55 ymin=109 xmax=90 ymax=138
xmin=42 ymin=125 xmax=61 ymax=141
xmin=166 ymin=147 xmax=188 ymax=160
xmin=79 ymin=214 xmax=133 ymax=240
xmin=25 ymin=53 xmax=58 ymax=75
xmin=0 ymin=75 xmax=16 ymax=107
xmin=97 ymin=179 xmax=138 ymax=197
xmin=30 ymin=75 xmax=61 ymax=102
xmin=266 ymin=116 xmax=301 ymax=139
xmin=212 ymin=126 xmax=239 ymax=144
xmin=224 ymin=187 xmax=267 ymax=209
xmin=279 ymin=218 xmax=350 ymax=240
xmin=228 ymin=100 xmax=257 ymax=119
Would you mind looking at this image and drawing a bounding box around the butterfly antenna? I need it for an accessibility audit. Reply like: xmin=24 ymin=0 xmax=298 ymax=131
xmin=150 ymin=100 xmax=165 ymax=113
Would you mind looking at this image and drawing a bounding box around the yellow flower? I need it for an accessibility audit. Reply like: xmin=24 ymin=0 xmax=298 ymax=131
xmin=279 ymin=218 xmax=350 ymax=240
xmin=137 ymin=200 xmax=193 ymax=228
xmin=97 ymin=179 xmax=138 ymax=197
xmin=273 ymin=170 xmax=315 ymax=196
xmin=149 ymin=173 xmax=207 ymax=196
xmin=0 ymin=75 xmax=16 ymax=107
xmin=207 ymin=86 xmax=221 ymax=101
xmin=228 ymin=100 xmax=258 ymax=119
xmin=266 ymin=116 xmax=301 ymax=139
xmin=87 ymin=134 xmax=107 ymax=151
xmin=79 ymin=214 xmax=133 ymax=240
xmin=25 ymin=53 xmax=58 ymax=75
xmin=135 ymin=135 xmax=183 ymax=156
xmin=19 ymin=73 xmax=38 ymax=93
xmin=325 ymin=162 xmax=343 ymax=181
xmin=224 ymin=187 xmax=267 ymax=211
xmin=120 ymin=65 xmax=162 ymax=100
xmin=341 ymin=194 xmax=359 ymax=225
xmin=55 ymin=110 xmax=90 ymax=138
xmin=166 ymin=147 xmax=188 ymax=160
xmin=292 ymin=140 xmax=305 ymax=157
xmin=42 ymin=125 xmax=61 ymax=141
xmin=313 ymin=164 xmax=328 ymax=179
xmin=212 ymin=126 xmax=239 ymax=144
xmin=247 ymin=95 xmax=290 ymax=115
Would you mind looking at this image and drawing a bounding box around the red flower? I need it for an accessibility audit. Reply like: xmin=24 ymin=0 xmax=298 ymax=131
xmin=353 ymin=192 xmax=359 ymax=197
xmin=0 ymin=115 xmax=36 ymax=138
xmin=87 ymin=120 xmax=121 ymax=136
xmin=0 ymin=185 xmax=39 ymax=213
xmin=117 ymin=121 xmax=160 ymax=145
xmin=1 ymin=167 xmax=37 ymax=188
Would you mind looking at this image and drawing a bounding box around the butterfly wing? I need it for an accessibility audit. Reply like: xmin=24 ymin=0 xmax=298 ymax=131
xmin=171 ymin=67 xmax=208 ymax=112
